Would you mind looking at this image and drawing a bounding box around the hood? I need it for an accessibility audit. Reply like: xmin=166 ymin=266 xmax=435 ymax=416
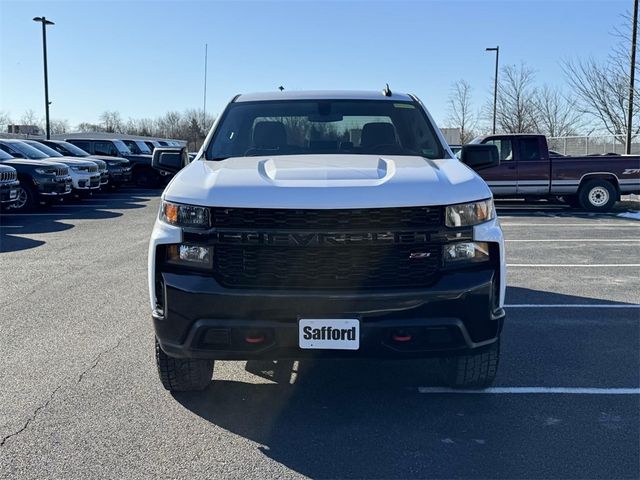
xmin=52 ymin=156 xmax=100 ymax=168
xmin=89 ymin=155 xmax=129 ymax=166
xmin=164 ymin=154 xmax=492 ymax=209
xmin=0 ymin=164 xmax=16 ymax=172
xmin=1 ymin=159 xmax=69 ymax=170
xmin=124 ymin=154 xmax=152 ymax=164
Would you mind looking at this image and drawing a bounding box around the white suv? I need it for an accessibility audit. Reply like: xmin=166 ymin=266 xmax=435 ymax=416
xmin=23 ymin=140 xmax=102 ymax=196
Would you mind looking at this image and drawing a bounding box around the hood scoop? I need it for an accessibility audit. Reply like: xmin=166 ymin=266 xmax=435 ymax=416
xmin=259 ymin=156 xmax=395 ymax=186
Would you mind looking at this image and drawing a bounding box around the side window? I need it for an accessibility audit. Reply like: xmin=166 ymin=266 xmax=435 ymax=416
xmin=95 ymin=141 xmax=117 ymax=156
xmin=519 ymin=138 xmax=542 ymax=161
xmin=72 ymin=141 xmax=90 ymax=152
xmin=483 ymin=139 xmax=513 ymax=161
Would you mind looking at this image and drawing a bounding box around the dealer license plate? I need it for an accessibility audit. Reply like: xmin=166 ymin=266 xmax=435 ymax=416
xmin=299 ymin=319 xmax=360 ymax=350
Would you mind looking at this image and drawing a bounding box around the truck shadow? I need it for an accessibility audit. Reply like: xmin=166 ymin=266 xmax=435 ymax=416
xmin=495 ymin=198 xmax=639 ymax=218
xmin=0 ymin=189 xmax=160 ymax=253
xmin=171 ymin=287 xmax=640 ymax=479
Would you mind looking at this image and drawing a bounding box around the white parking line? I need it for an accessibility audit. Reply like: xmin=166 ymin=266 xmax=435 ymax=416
xmin=508 ymin=264 xmax=640 ymax=267
xmin=52 ymin=204 xmax=110 ymax=208
xmin=418 ymin=387 xmax=640 ymax=395
xmin=506 ymin=304 xmax=640 ymax=308
xmin=506 ymin=239 xmax=640 ymax=242
xmin=0 ymin=213 xmax=72 ymax=216
xmin=502 ymin=223 xmax=639 ymax=226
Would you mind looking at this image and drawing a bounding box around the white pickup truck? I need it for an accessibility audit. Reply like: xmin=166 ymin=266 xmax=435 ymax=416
xmin=148 ymin=90 xmax=506 ymax=391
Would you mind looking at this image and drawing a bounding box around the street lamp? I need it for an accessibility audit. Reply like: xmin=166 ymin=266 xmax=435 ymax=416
xmin=486 ymin=46 xmax=499 ymax=134
xmin=33 ymin=16 xmax=54 ymax=139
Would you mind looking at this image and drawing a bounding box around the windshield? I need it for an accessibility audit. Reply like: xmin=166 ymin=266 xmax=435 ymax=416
xmin=58 ymin=141 xmax=90 ymax=157
xmin=4 ymin=141 xmax=50 ymax=159
xmin=113 ymin=140 xmax=132 ymax=155
xmin=134 ymin=141 xmax=152 ymax=154
xmin=0 ymin=149 xmax=14 ymax=161
xmin=206 ymin=100 xmax=445 ymax=160
xmin=25 ymin=141 xmax=63 ymax=157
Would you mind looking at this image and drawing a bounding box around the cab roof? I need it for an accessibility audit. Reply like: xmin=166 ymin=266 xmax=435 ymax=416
xmin=234 ymin=90 xmax=415 ymax=103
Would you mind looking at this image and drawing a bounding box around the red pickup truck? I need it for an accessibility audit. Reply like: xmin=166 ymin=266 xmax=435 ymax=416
xmin=466 ymin=134 xmax=640 ymax=211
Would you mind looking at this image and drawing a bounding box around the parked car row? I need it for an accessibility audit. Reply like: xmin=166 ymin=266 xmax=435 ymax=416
xmin=63 ymin=138 xmax=177 ymax=187
xmin=0 ymin=138 xmax=135 ymax=211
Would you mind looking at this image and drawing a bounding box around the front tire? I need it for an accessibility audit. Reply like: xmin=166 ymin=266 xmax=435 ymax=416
xmin=155 ymin=338 xmax=214 ymax=392
xmin=11 ymin=184 xmax=37 ymax=212
xmin=578 ymin=179 xmax=617 ymax=212
xmin=439 ymin=340 xmax=500 ymax=389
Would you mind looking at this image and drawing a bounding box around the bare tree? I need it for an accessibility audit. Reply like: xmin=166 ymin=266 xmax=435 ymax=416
xmin=49 ymin=119 xmax=70 ymax=135
xmin=0 ymin=111 xmax=12 ymax=131
xmin=76 ymin=122 xmax=102 ymax=132
xmin=562 ymin=11 xmax=639 ymax=139
xmin=99 ymin=111 xmax=124 ymax=133
xmin=156 ymin=111 xmax=183 ymax=138
xmin=20 ymin=109 xmax=40 ymax=126
xmin=446 ymin=80 xmax=477 ymax=144
xmin=533 ymin=86 xmax=583 ymax=137
xmin=495 ymin=63 xmax=538 ymax=133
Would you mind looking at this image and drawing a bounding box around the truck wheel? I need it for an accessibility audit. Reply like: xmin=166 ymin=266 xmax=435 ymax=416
xmin=578 ymin=179 xmax=617 ymax=212
xmin=155 ymin=338 xmax=214 ymax=392
xmin=12 ymin=184 xmax=37 ymax=212
xmin=439 ymin=340 xmax=500 ymax=389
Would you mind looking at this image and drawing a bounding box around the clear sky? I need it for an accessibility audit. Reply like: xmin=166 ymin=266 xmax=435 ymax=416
xmin=0 ymin=0 xmax=630 ymax=130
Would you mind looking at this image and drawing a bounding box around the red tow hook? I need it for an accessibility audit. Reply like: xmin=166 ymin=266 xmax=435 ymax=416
xmin=245 ymin=334 xmax=265 ymax=344
xmin=392 ymin=332 xmax=412 ymax=342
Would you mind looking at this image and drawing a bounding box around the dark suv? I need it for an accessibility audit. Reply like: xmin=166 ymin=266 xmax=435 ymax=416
xmin=0 ymin=163 xmax=20 ymax=208
xmin=38 ymin=139 xmax=132 ymax=188
xmin=0 ymin=148 xmax=72 ymax=211
xmin=122 ymin=139 xmax=153 ymax=155
xmin=66 ymin=138 xmax=162 ymax=187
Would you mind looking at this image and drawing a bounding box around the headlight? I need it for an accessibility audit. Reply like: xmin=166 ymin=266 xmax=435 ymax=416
xmin=443 ymin=242 xmax=490 ymax=264
xmin=161 ymin=200 xmax=210 ymax=227
xmin=166 ymin=244 xmax=213 ymax=269
xmin=445 ymin=199 xmax=495 ymax=227
xmin=35 ymin=168 xmax=56 ymax=175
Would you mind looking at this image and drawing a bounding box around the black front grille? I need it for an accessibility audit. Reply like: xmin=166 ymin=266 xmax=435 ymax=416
xmin=211 ymin=206 xmax=441 ymax=230
xmin=0 ymin=170 xmax=17 ymax=182
xmin=184 ymin=207 xmax=448 ymax=290
xmin=214 ymin=243 xmax=441 ymax=290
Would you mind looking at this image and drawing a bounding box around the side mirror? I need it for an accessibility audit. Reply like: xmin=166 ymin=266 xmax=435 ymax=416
xmin=459 ymin=144 xmax=500 ymax=170
xmin=152 ymin=146 xmax=188 ymax=174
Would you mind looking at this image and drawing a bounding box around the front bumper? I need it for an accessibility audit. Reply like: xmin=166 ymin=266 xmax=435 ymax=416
xmin=153 ymin=268 xmax=504 ymax=360
xmin=73 ymin=173 xmax=101 ymax=190
xmin=37 ymin=176 xmax=72 ymax=196
xmin=108 ymin=168 xmax=132 ymax=183
xmin=0 ymin=180 xmax=20 ymax=203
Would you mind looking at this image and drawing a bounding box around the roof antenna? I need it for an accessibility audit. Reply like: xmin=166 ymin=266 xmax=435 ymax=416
xmin=278 ymin=85 xmax=285 ymax=91
xmin=382 ymin=83 xmax=392 ymax=97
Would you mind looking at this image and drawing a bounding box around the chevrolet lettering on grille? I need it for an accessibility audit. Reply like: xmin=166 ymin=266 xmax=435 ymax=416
xmin=210 ymin=231 xmax=432 ymax=246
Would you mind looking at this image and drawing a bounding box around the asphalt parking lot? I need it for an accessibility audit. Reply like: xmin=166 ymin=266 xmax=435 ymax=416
xmin=0 ymin=191 xmax=638 ymax=479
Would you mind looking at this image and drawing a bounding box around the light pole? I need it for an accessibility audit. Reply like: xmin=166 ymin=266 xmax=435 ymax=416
xmin=626 ymin=0 xmax=638 ymax=154
xmin=486 ymin=46 xmax=499 ymax=134
xmin=33 ymin=16 xmax=54 ymax=139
